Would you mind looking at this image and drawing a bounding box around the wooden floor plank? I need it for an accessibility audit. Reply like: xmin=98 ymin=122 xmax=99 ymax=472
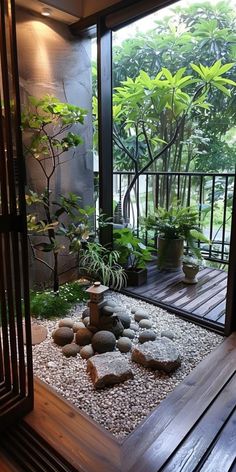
xmin=24 ymin=379 xmax=121 ymax=472
xmin=193 ymin=287 xmax=227 ymax=317
xmin=122 ymin=333 xmax=236 ymax=472
xmin=199 ymin=407 xmax=236 ymax=472
xmin=0 ymin=451 xmax=22 ymax=472
xmin=203 ymin=299 xmax=226 ymax=321
xmin=123 ymin=264 xmax=226 ymax=330
xmin=161 ymin=373 xmax=236 ymax=472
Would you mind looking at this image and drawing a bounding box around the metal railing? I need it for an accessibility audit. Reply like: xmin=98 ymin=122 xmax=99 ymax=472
xmin=113 ymin=171 xmax=235 ymax=265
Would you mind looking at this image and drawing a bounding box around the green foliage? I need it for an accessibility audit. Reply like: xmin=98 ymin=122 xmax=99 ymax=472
xmin=78 ymin=242 xmax=127 ymax=290
xmin=143 ymin=204 xmax=209 ymax=259
xmin=30 ymin=281 xmax=88 ymax=319
xmin=23 ymin=95 xmax=90 ymax=293
xmin=111 ymin=1 xmax=236 ymax=178
xmin=113 ymin=228 xmax=152 ymax=269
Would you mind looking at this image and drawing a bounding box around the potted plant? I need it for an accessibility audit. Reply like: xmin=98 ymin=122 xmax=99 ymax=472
xmin=143 ymin=204 xmax=209 ymax=271
xmin=113 ymin=228 xmax=152 ymax=286
xmin=182 ymin=254 xmax=203 ymax=284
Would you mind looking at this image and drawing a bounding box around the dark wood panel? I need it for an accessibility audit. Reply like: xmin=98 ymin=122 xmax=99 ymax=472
xmin=24 ymin=379 xmax=121 ymax=472
xmin=122 ymin=333 xmax=236 ymax=472
xmin=199 ymin=408 xmax=236 ymax=472
xmin=161 ymin=374 xmax=236 ymax=471
xmin=123 ymin=265 xmax=227 ymax=329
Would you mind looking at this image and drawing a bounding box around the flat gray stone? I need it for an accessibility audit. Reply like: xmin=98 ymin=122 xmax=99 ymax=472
xmin=87 ymin=352 xmax=134 ymax=389
xmin=161 ymin=330 xmax=175 ymax=340
xmin=139 ymin=319 xmax=152 ymax=329
xmin=117 ymin=337 xmax=132 ymax=353
xmin=117 ymin=312 xmax=131 ymax=329
xmin=123 ymin=328 xmax=135 ymax=339
xmin=132 ymin=338 xmax=181 ymax=372
xmin=139 ymin=330 xmax=156 ymax=344
xmin=134 ymin=310 xmax=149 ymax=322
xmin=130 ymin=323 xmax=139 ymax=332
xmin=58 ymin=318 xmax=74 ymax=328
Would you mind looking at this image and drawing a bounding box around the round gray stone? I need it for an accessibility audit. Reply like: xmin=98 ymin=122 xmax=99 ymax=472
xmin=112 ymin=306 xmax=124 ymax=313
xmin=76 ymin=327 xmax=93 ymax=346
xmin=58 ymin=318 xmax=74 ymax=328
xmin=62 ymin=344 xmax=80 ymax=357
xmin=131 ymin=308 xmax=136 ymax=314
xmin=139 ymin=319 xmax=152 ymax=329
xmin=130 ymin=323 xmax=139 ymax=332
xmin=101 ymin=305 xmax=115 ymax=316
xmin=53 ymin=327 xmax=74 ymax=346
xmin=80 ymin=344 xmax=94 ymax=360
xmin=82 ymin=308 xmax=90 ymax=319
xmin=105 ymin=300 xmax=117 ymax=307
xmin=117 ymin=337 xmax=132 ymax=353
xmin=161 ymin=330 xmax=175 ymax=340
xmin=83 ymin=316 xmax=90 ymax=327
xmin=123 ymin=328 xmax=135 ymax=339
xmin=73 ymin=321 xmax=85 ymax=332
xmin=117 ymin=312 xmax=131 ymax=329
xmin=134 ymin=310 xmax=149 ymax=322
xmin=139 ymin=330 xmax=156 ymax=344
xmin=92 ymin=330 xmax=116 ymax=354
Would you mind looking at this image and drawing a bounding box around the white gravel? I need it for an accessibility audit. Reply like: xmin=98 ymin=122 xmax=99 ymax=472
xmin=32 ymin=291 xmax=223 ymax=439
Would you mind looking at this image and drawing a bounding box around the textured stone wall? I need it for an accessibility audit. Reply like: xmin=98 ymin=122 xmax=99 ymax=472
xmin=16 ymin=7 xmax=94 ymax=288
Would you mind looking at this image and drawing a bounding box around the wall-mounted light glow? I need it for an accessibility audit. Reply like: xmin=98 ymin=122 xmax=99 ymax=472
xmin=41 ymin=7 xmax=51 ymax=17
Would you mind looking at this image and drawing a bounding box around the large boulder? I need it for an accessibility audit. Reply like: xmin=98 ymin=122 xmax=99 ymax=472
xmin=53 ymin=327 xmax=74 ymax=346
xmin=132 ymin=338 xmax=181 ymax=372
xmin=92 ymin=330 xmax=116 ymax=353
xmin=87 ymin=352 xmax=134 ymax=389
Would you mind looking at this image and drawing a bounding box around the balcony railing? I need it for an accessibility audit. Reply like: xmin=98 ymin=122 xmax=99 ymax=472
xmin=113 ymin=171 xmax=235 ymax=265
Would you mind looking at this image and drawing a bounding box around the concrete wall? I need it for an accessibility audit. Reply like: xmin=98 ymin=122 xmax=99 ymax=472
xmin=16 ymin=7 xmax=94 ymax=288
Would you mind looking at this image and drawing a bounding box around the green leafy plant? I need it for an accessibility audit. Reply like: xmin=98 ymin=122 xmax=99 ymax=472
xmin=30 ymin=281 xmax=88 ymax=319
xmin=78 ymin=242 xmax=127 ymax=290
xmin=108 ymin=60 xmax=236 ymax=221
xmin=113 ymin=228 xmax=152 ymax=270
xmin=22 ymin=95 xmax=91 ymax=293
xmin=143 ymin=204 xmax=209 ymax=259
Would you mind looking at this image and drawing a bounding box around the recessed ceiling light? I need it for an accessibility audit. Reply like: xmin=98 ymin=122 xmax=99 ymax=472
xmin=41 ymin=7 xmax=51 ymax=16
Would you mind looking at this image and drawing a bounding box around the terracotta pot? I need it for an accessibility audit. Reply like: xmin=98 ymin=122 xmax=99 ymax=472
xmin=157 ymin=237 xmax=183 ymax=271
xmin=182 ymin=262 xmax=199 ymax=284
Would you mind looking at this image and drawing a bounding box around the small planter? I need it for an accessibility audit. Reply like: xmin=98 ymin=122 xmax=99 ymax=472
xmin=157 ymin=237 xmax=183 ymax=271
xmin=125 ymin=268 xmax=147 ymax=287
xmin=182 ymin=262 xmax=199 ymax=284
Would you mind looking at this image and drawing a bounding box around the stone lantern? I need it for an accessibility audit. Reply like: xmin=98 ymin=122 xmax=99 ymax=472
xmin=86 ymin=282 xmax=109 ymax=328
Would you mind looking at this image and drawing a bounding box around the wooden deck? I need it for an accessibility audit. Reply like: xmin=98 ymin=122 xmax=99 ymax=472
xmin=123 ymin=261 xmax=227 ymax=332
xmin=1 ymin=333 xmax=236 ymax=471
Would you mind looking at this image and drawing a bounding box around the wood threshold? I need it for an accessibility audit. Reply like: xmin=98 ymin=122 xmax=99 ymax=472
xmin=8 ymin=332 xmax=233 ymax=472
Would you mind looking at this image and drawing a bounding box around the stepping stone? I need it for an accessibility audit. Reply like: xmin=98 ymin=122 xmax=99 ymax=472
xmin=139 ymin=319 xmax=152 ymax=329
xmin=87 ymin=352 xmax=134 ymax=389
xmin=132 ymin=338 xmax=181 ymax=372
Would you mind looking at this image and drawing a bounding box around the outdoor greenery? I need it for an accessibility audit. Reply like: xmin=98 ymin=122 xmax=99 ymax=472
xmin=143 ymin=204 xmax=209 ymax=259
xmin=78 ymin=242 xmax=127 ymax=290
xmin=114 ymin=228 xmax=152 ymax=269
xmin=112 ymin=1 xmax=236 ymax=177
xmin=22 ymin=95 xmax=93 ymax=293
xmin=30 ymin=281 xmax=89 ymax=319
